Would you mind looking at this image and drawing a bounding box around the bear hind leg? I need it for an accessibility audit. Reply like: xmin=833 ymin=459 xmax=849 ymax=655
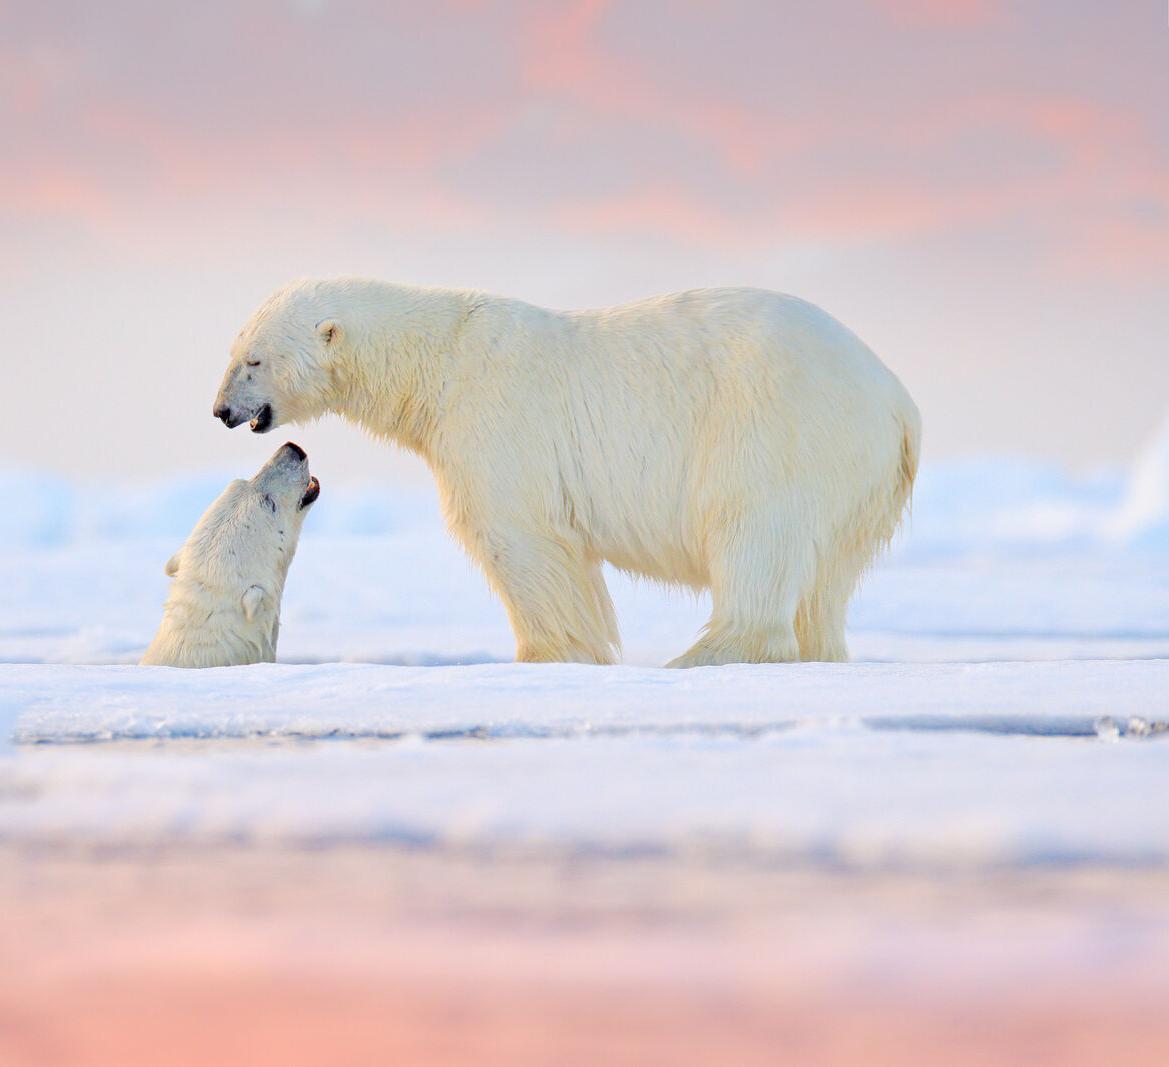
xmin=794 ymin=587 xmax=849 ymax=663
xmin=667 ymin=617 xmax=801 ymax=668
xmin=667 ymin=514 xmax=813 ymax=668
xmin=796 ymin=527 xmax=884 ymax=662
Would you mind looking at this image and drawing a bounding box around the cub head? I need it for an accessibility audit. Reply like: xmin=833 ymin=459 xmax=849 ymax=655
xmin=165 ymin=442 xmax=321 ymax=621
xmin=213 ymin=281 xmax=344 ymax=434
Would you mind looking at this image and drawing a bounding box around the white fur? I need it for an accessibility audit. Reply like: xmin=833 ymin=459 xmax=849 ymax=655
xmin=141 ymin=443 xmax=318 ymax=668
xmin=215 ymin=279 xmax=921 ymax=666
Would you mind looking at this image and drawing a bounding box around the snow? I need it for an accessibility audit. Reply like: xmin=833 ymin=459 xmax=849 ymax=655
xmin=1 ymin=454 xmax=1167 ymax=869
xmin=1108 ymin=413 xmax=1169 ymax=546
xmin=5 ymin=660 xmax=1168 ymax=744
xmin=5 ymin=728 xmax=1169 ymax=868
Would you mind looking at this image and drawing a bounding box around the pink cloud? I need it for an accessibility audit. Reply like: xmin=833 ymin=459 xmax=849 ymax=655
xmin=517 ymin=13 xmax=1169 ymax=257
xmin=0 ymin=171 xmax=113 ymax=226
xmin=522 ymin=0 xmax=613 ymax=92
xmin=868 ymin=0 xmax=1002 ymax=28
xmin=1 ymin=0 xmax=1165 ymax=284
xmin=553 ymin=183 xmax=757 ymax=245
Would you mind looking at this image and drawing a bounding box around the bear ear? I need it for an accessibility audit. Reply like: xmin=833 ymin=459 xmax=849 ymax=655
xmin=164 ymin=553 xmax=181 ymax=577
xmin=241 ymin=584 xmax=267 ymax=621
xmin=316 ymin=319 xmax=342 ymax=346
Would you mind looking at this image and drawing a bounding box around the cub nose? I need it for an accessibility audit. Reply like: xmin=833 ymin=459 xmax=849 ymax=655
xmin=283 ymin=441 xmax=307 ymax=461
xmin=213 ymin=404 xmax=233 ymax=424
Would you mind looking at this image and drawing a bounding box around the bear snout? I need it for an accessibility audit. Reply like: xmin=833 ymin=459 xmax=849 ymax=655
xmin=250 ymin=404 xmax=274 ymax=434
xmin=299 ymin=475 xmax=321 ymax=510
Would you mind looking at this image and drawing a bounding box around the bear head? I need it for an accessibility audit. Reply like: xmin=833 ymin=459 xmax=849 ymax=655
xmin=165 ymin=441 xmax=320 ymax=622
xmin=213 ymin=281 xmax=343 ymax=435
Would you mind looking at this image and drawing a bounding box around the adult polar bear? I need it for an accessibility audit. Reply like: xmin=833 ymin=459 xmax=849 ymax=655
xmin=213 ymin=279 xmax=920 ymax=667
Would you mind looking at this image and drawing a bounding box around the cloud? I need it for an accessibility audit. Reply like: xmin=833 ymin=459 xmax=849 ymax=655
xmin=867 ymin=0 xmax=1002 ymax=28
xmin=1 ymin=0 xmax=1165 ymax=278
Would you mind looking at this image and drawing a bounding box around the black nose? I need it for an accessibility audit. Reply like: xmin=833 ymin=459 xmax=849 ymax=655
xmin=283 ymin=441 xmax=307 ymax=461
xmin=213 ymin=404 xmax=232 ymax=424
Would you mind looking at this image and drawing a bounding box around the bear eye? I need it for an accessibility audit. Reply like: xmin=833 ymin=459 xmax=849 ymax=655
xmin=246 ymin=359 xmax=262 ymax=368
xmin=262 ymin=494 xmax=277 ymax=513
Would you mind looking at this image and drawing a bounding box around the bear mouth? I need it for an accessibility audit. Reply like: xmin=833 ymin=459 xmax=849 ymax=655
xmin=299 ymin=476 xmax=320 ymax=510
xmin=250 ymin=404 xmax=274 ymax=434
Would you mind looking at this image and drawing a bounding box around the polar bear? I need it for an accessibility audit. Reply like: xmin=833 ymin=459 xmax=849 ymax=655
xmin=213 ymin=279 xmax=920 ymax=667
xmin=141 ymin=442 xmax=320 ymax=667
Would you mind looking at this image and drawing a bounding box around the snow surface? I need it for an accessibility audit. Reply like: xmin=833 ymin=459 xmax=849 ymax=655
xmin=1 ymin=451 xmax=1167 ymax=868
xmin=6 ymin=661 xmax=1168 ymax=744
xmin=5 ymin=727 xmax=1169 ymax=868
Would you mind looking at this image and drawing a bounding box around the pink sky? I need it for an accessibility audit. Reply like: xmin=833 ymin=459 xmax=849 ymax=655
xmin=2 ymin=0 xmax=1167 ymax=477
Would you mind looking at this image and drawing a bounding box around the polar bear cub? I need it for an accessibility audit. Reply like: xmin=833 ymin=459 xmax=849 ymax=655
xmin=141 ymin=442 xmax=320 ymax=667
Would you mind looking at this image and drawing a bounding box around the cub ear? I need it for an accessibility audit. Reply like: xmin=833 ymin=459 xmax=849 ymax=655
xmin=165 ymin=553 xmax=181 ymax=577
xmin=241 ymin=585 xmax=267 ymax=621
xmin=316 ymin=319 xmax=342 ymax=346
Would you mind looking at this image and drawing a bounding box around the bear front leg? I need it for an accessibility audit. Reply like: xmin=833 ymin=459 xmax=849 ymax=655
xmin=472 ymin=524 xmax=620 ymax=665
